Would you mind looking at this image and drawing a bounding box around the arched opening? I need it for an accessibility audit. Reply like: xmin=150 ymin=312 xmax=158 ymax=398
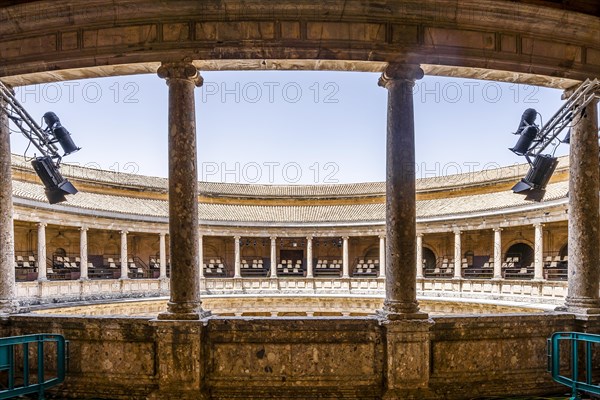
xmin=423 ymin=247 xmax=436 ymax=270
xmin=559 ymin=243 xmax=568 ymax=259
xmin=505 ymin=243 xmax=534 ymax=267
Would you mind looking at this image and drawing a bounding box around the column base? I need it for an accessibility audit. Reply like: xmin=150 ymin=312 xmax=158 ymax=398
xmin=378 ymin=301 xmax=429 ymax=321
xmin=158 ymin=301 xmax=211 ymax=320
xmin=562 ymin=296 xmax=600 ymax=315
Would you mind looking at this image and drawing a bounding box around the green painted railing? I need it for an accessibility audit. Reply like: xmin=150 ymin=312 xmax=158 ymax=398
xmin=548 ymin=331 xmax=600 ymax=400
xmin=0 ymin=334 xmax=67 ymax=400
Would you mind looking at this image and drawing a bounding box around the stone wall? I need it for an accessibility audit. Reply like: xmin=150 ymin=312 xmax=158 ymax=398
xmin=0 ymin=311 xmax=582 ymax=399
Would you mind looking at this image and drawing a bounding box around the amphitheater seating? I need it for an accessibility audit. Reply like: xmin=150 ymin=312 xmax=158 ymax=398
xmin=314 ymin=259 xmax=340 ymax=277
xmin=278 ymin=259 xmax=304 ymax=276
xmin=204 ymin=258 xmax=228 ymax=277
xmin=353 ymin=258 xmax=379 ymax=277
xmin=241 ymin=258 xmax=268 ymax=277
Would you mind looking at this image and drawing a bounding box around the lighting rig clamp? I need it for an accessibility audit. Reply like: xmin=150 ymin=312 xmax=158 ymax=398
xmin=0 ymin=80 xmax=80 ymax=204
xmin=509 ymin=78 xmax=600 ymax=201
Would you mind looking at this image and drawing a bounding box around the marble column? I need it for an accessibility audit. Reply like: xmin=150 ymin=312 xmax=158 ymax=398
xmin=37 ymin=222 xmax=47 ymax=281
xmin=379 ymin=64 xmax=426 ymax=319
xmin=159 ymin=232 xmax=167 ymax=279
xmin=306 ymin=236 xmax=313 ymax=278
xmin=79 ymin=226 xmax=88 ymax=280
xmin=416 ymin=234 xmax=423 ymax=279
xmin=379 ymin=235 xmax=386 ymax=278
xmin=270 ymin=236 xmax=277 ymax=278
xmin=120 ymin=230 xmax=128 ymax=280
xmin=533 ymin=223 xmax=544 ymax=280
xmin=453 ymin=229 xmax=462 ymax=279
xmin=493 ymin=228 xmax=503 ymax=279
xmin=566 ymin=98 xmax=600 ymax=314
xmin=234 ymin=236 xmax=241 ymax=278
xmin=342 ymin=236 xmax=349 ymax=278
xmin=157 ymin=61 xmax=205 ymax=320
xmin=198 ymin=234 xmax=204 ymax=279
xmin=0 ymin=92 xmax=17 ymax=313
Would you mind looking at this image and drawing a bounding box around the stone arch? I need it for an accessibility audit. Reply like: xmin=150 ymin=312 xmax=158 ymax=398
xmin=505 ymin=242 xmax=534 ymax=268
xmin=422 ymin=247 xmax=437 ymax=270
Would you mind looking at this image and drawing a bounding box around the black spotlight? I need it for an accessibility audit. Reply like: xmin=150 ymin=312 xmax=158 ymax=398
xmin=43 ymin=112 xmax=80 ymax=156
xmin=509 ymin=108 xmax=539 ymax=156
xmin=562 ymin=129 xmax=570 ymax=144
xmin=511 ymin=154 xmax=558 ymax=202
xmin=31 ymin=156 xmax=78 ymax=204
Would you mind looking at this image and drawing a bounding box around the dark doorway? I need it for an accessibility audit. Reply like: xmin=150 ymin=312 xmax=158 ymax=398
xmin=423 ymin=247 xmax=436 ymax=269
xmin=505 ymin=243 xmax=534 ymax=267
xmin=280 ymin=250 xmax=304 ymax=263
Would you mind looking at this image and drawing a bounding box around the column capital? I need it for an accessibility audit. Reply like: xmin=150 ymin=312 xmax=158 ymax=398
xmin=306 ymin=235 xmax=313 ymax=241
xmin=453 ymin=228 xmax=462 ymax=235
xmin=234 ymin=235 xmax=241 ymax=241
xmin=159 ymin=231 xmax=167 ymax=237
xmin=533 ymin=222 xmax=544 ymax=228
xmin=79 ymin=226 xmax=88 ymax=232
xmin=342 ymin=236 xmax=350 ymax=240
xmin=379 ymin=234 xmax=387 ymax=239
xmin=37 ymin=221 xmax=47 ymax=228
xmin=378 ymin=63 xmax=424 ymax=88
xmin=493 ymin=227 xmax=503 ymax=232
xmin=120 ymin=230 xmax=128 ymax=235
xmin=270 ymin=235 xmax=277 ymax=241
xmin=157 ymin=61 xmax=203 ymax=87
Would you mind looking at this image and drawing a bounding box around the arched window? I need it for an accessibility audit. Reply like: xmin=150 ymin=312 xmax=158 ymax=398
xmin=505 ymin=243 xmax=534 ymax=267
xmin=423 ymin=247 xmax=436 ymax=270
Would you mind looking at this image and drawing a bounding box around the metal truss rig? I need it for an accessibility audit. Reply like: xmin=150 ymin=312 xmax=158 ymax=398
xmin=526 ymin=78 xmax=600 ymax=162
xmin=0 ymin=80 xmax=62 ymax=163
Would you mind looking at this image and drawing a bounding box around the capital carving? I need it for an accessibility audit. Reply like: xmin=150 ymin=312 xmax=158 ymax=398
xmin=79 ymin=226 xmax=88 ymax=232
xmin=270 ymin=236 xmax=277 ymax=241
xmin=378 ymin=63 xmax=424 ymax=88
xmin=37 ymin=222 xmax=47 ymax=228
xmin=157 ymin=62 xmax=203 ymax=87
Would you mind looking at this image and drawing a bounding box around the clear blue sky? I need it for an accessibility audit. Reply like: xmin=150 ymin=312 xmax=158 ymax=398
xmin=9 ymin=71 xmax=571 ymax=184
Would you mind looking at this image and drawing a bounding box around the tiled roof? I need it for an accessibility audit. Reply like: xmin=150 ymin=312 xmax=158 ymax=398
xmin=11 ymin=154 xmax=569 ymax=198
xmin=11 ymin=179 xmax=568 ymax=224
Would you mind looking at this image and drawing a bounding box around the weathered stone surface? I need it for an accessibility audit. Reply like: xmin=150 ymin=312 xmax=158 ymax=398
xmin=566 ymin=99 xmax=600 ymax=314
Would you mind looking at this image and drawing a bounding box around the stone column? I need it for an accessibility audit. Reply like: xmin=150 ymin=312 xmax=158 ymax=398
xmin=37 ymin=222 xmax=47 ymax=281
xmin=493 ymin=228 xmax=503 ymax=279
xmin=119 ymin=230 xmax=128 ymax=280
xmin=157 ymin=61 xmax=205 ymax=320
xmin=270 ymin=236 xmax=277 ymax=278
xmin=306 ymin=236 xmax=313 ymax=278
xmin=379 ymin=64 xmax=426 ymax=320
xmin=566 ymin=99 xmax=600 ymax=314
xmin=416 ymin=234 xmax=423 ymax=279
xmin=159 ymin=232 xmax=167 ymax=279
xmin=342 ymin=236 xmax=350 ymax=278
xmin=79 ymin=226 xmax=88 ymax=280
xmin=0 ymin=92 xmax=18 ymax=313
xmin=198 ymin=234 xmax=204 ymax=279
xmin=234 ymin=236 xmax=241 ymax=278
xmin=379 ymin=235 xmax=386 ymax=278
xmin=533 ymin=223 xmax=544 ymax=280
xmin=453 ymin=229 xmax=462 ymax=279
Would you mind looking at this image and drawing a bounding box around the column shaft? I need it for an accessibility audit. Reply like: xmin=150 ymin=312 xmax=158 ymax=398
xmin=566 ymin=99 xmax=600 ymax=313
xmin=159 ymin=233 xmax=167 ymax=279
xmin=534 ymin=223 xmax=544 ymax=280
xmin=120 ymin=230 xmax=128 ymax=279
xmin=157 ymin=62 xmax=204 ymax=319
xmin=37 ymin=222 xmax=47 ymax=281
xmin=416 ymin=234 xmax=423 ymax=279
xmin=342 ymin=236 xmax=349 ymax=278
xmin=198 ymin=234 xmax=204 ymax=279
xmin=453 ymin=230 xmax=462 ymax=279
xmin=493 ymin=228 xmax=503 ymax=279
xmin=79 ymin=227 xmax=88 ymax=280
xmin=379 ymin=235 xmax=386 ymax=278
xmin=306 ymin=236 xmax=313 ymax=278
xmin=0 ymin=93 xmax=17 ymax=312
xmin=270 ymin=236 xmax=277 ymax=278
xmin=234 ymin=236 xmax=241 ymax=278
xmin=380 ymin=64 xmax=425 ymax=319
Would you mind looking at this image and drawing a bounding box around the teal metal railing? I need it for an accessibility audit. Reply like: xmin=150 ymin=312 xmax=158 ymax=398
xmin=0 ymin=334 xmax=67 ymax=400
xmin=548 ymin=331 xmax=600 ymax=400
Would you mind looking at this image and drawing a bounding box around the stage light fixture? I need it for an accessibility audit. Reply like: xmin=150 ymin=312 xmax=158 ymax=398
xmin=509 ymin=108 xmax=539 ymax=156
xmin=31 ymin=156 xmax=78 ymax=204
xmin=43 ymin=112 xmax=80 ymax=156
xmin=511 ymin=154 xmax=558 ymax=202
